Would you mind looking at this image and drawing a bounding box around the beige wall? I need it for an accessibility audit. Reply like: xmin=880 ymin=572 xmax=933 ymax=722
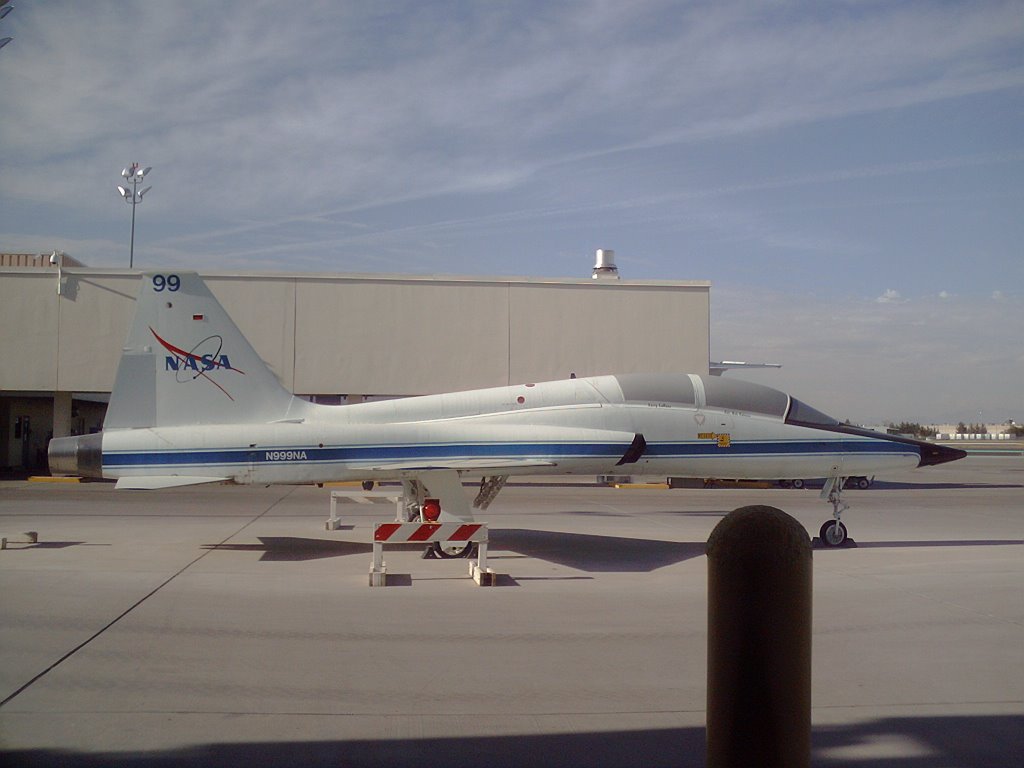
xmin=509 ymin=283 xmax=709 ymax=382
xmin=0 ymin=272 xmax=59 ymax=390
xmin=1 ymin=268 xmax=710 ymax=397
xmin=207 ymin=276 xmax=298 ymax=390
xmin=55 ymin=274 xmax=138 ymax=391
xmin=293 ymin=279 xmax=513 ymax=394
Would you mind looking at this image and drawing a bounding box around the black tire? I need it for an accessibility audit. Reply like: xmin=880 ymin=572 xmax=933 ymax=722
xmin=432 ymin=541 xmax=475 ymax=559
xmin=791 ymin=479 xmax=805 ymax=489
xmin=361 ymin=480 xmax=375 ymax=491
xmin=852 ymin=477 xmax=869 ymax=490
xmin=819 ymin=520 xmax=848 ymax=547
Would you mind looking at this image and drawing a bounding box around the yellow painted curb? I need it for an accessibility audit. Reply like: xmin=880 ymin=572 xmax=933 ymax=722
xmin=613 ymin=483 xmax=670 ymax=489
xmin=28 ymin=476 xmax=81 ymax=483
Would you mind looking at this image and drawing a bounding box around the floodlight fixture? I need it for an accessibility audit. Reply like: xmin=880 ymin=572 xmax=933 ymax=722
xmin=50 ymin=250 xmax=66 ymax=295
xmin=116 ymin=162 xmax=153 ymax=269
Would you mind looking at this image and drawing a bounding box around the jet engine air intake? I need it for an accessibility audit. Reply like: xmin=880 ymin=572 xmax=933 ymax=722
xmin=616 ymin=433 xmax=647 ymax=465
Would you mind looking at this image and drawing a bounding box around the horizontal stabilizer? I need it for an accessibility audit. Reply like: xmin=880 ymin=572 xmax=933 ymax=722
xmin=115 ymin=476 xmax=229 ymax=490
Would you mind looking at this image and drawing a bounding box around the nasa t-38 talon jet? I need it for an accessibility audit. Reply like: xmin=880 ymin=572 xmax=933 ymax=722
xmin=49 ymin=272 xmax=965 ymax=549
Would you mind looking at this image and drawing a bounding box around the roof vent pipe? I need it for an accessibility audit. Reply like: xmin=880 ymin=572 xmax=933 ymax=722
xmin=592 ymin=248 xmax=620 ymax=280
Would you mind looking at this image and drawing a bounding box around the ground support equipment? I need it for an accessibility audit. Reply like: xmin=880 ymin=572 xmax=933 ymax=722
xmin=370 ymin=522 xmax=495 ymax=586
xmin=326 ymin=489 xmax=407 ymax=530
xmin=1 ymin=531 xmax=38 ymax=550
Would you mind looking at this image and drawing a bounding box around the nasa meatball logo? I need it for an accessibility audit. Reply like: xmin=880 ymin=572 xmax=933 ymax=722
xmin=150 ymin=327 xmax=245 ymax=400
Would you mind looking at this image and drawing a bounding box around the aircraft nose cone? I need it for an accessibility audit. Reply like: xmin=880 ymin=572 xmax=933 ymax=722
xmin=917 ymin=442 xmax=967 ymax=467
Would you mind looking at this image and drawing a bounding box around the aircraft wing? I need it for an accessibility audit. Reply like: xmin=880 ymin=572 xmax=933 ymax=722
xmin=350 ymin=458 xmax=557 ymax=472
xmin=115 ymin=476 xmax=229 ymax=490
xmin=348 ymin=424 xmax=641 ymax=476
xmin=349 ymin=426 xmax=644 ymax=522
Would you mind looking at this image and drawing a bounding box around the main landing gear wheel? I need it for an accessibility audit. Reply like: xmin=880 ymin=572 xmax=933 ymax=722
xmin=791 ymin=479 xmax=805 ymax=489
xmin=819 ymin=520 xmax=848 ymax=547
xmin=431 ymin=541 xmax=476 ymax=559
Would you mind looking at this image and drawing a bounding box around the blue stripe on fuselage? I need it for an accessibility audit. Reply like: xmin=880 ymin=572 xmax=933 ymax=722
xmin=644 ymin=439 xmax=918 ymax=458
xmin=102 ymin=441 xmax=627 ymax=469
xmin=102 ymin=438 xmax=919 ymax=470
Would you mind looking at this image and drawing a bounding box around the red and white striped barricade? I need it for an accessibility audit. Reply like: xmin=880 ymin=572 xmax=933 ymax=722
xmin=370 ymin=522 xmax=494 ymax=586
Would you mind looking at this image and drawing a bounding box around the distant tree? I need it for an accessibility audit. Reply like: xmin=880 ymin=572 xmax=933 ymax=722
xmin=956 ymin=421 xmax=968 ymax=434
xmin=887 ymin=422 xmax=937 ymax=439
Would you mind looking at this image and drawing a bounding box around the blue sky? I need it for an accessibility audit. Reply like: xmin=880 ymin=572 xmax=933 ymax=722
xmin=1 ymin=1 xmax=1021 ymax=423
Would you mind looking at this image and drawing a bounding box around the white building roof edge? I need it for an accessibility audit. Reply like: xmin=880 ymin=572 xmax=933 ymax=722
xmin=0 ymin=265 xmax=710 ymax=289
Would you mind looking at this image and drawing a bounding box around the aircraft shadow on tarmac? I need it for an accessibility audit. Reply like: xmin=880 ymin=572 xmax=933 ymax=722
xmin=564 ymin=509 xmax=729 ymax=517
xmin=202 ymin=531 xmax=707 ymax=572
xmin=490 ymin=529 xmax=705 ymax=572
xmin=203 ymin=538 xmax=372 ymax=562
xmin=201 ymin=530 xmax=1021 ymax=569
xmin=868 ymin=480 xmax=1024 ymax=490
xmin=3 ymin=713 xmax=1021 ymax=768
xmin=833 ymin=539 xmax=1023 ymax=550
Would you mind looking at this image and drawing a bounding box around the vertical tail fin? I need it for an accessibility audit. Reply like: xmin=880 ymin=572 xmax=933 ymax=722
xmin=104 ymin=272 xmax=304 ymax=428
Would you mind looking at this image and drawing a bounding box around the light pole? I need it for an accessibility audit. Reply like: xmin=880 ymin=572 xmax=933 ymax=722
xmin=117 ymin=162 xmax=152 ymax=269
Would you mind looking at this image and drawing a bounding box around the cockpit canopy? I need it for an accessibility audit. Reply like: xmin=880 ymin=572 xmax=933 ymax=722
xmin=614 ymin=373 xmax=839 ymax=426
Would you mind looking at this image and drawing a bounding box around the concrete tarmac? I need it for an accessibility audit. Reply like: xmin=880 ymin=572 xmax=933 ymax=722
xmin=0 ymin=457 xmax=1021 ymax=767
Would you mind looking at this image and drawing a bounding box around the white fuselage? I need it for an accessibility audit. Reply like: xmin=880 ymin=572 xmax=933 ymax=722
xmin=97 ymin=374 xmax=921 ymax=485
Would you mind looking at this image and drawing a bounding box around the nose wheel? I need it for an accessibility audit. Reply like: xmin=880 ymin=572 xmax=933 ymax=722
xmin=818 ymin=476 xmax=853 ymax=547
xmin=819 ymin=519 xmax=849 ymax=547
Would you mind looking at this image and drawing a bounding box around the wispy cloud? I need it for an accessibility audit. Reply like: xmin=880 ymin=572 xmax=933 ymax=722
xmin=713 ymin=285 xmax=1024 ymax=423
xmin=2 ymin=2 xmax=1022 ymax=225
xmin=876 ymin=289 xmax=904 ymax=304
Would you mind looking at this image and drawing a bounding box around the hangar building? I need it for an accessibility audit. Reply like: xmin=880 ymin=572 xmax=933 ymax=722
xmin=0 ymin=255 xmax=710 ymax=473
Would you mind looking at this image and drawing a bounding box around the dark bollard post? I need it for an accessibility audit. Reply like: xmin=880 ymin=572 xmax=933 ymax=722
xmin=706 ymin=505 xmax=812 ymax=768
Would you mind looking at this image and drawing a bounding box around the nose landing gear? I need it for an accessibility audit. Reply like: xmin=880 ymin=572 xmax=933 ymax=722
xmin=818 ymin=476 xmax=853 ymax=547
